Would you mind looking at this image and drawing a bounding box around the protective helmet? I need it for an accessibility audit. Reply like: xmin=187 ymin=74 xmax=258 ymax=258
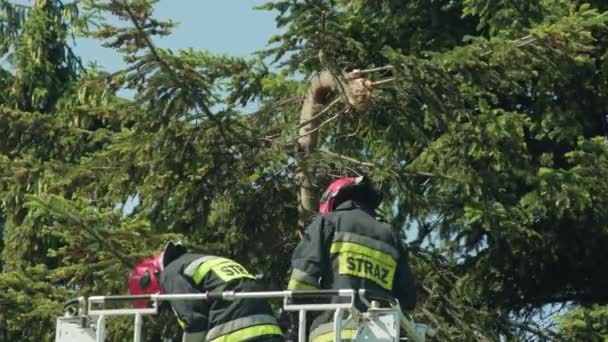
xmin=128 ymin=255 xmax=163 ymax=308
xmin=319 ymin=176 xmax=382 ymax=214
xmin=128 ymin=241 xmax=187 ymax=308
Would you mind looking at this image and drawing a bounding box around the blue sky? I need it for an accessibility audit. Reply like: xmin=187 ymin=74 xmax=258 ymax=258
xmin=70 ymin=1 xmax=280 ymax=213
xmin=74 ymin=0 xmax=279 ymax=70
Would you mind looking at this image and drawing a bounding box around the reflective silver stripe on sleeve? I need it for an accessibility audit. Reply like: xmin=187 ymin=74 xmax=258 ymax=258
xmin=291 ymin=268 xmax=319 ymax=286
xmin=183 ymin=256 xmax=218 ymax=277
xmin=206 ymin=314 xmax=279 ymax=341
xmin=182 ymin=331 xmax=206 ymax=342
xmin=309 ymin=322 xmax=334 ymax=338
xmin=309 ymin=320 xmax=357 ymax=340
xmin=333 ymin=232 xmax=399 ymax=259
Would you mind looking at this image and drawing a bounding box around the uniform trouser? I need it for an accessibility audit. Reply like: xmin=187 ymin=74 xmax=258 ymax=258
xmin=182 ymin=331 xmax=205 ymax=342
xmin=308 ymin=311 xmax=356 ymax=342
xmin=245 ymin=336 xmax=285 ymax=342
xmin=182 ymin=331 xmax=285 ymax=342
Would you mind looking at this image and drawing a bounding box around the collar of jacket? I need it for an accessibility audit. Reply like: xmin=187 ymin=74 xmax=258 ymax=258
xmin=162 ymin=242 xmax=188 ymax=268
xmin=335 ymin=200 xmax=375 ymax=216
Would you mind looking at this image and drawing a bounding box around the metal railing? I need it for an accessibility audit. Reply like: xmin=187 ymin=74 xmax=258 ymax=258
xmin=65 ymin=290 xmax=430 ymax=342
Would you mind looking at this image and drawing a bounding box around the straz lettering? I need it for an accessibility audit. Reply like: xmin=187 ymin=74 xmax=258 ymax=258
xmin=337 ymin=251 xmax=395 ymax=289
xmin=212 ymin=259 xmax=255 ymax=282
xmin=345 ymin=255 xmax=389 ymax=284
xmin=219 ymin=264 xmax=250 ymax=277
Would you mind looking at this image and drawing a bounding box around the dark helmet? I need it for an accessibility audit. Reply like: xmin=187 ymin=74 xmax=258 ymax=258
xmin=319 ymin=176 xmax=382 ymax=214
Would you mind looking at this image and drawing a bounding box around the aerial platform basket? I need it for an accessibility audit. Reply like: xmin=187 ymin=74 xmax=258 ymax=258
xmin=56 ymin=289 xmax=433 ymax=342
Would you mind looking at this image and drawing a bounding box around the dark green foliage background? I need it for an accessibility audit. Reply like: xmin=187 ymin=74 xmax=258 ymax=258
xmin=1 ymin=0 xmax=607 ymax=340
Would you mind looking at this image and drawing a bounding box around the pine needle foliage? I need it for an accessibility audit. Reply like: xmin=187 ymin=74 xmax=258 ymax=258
xmin=1 ymin=0 xmax=608 ymax=340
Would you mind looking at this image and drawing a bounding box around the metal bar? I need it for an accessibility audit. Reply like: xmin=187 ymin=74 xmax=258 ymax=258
xmin=358 ymin=289 xmax=397 ymax=305
xmin=334 ymin=308 xmax=343 ymax=342
xmin=89 ymin=290 xmax=361 ymax=316
xmin=88 ymin=307 xmax=158 ymax=316
xmin=133 ymin=314 xmax=143 ymax=342
xmin=96 ymin=315 xmax=105 ymax=342
xmin=89 ymin=290 xmax=354 ymax=304
xmin=72 ymin=289 xmax=429 ymax=342
xmin=90 ymin=294 xmax=152 ymax=302
xmin=339 ymin=289 xmax=357 ymax=296
xmin=89 ymin=293 xmax=206 ymax=303
xmin=219 ymin=291 xmax=291 ymax=300
xmin=298 ymin=309 xmax=306 ymax=342
xmin=90 ymin=301 xmax=352 ymax=316
xmin=78 ymin=297 xmax=87 ymax=316
xmin=284 ymin=289 xmax=357 ymax=312
xmin=290 ymin=289 xmax=342 ymax=298
xmin=399 ymin=313 xmax=424 ymax=342
xmin=283 ymin=302 xmax=354 ymax=312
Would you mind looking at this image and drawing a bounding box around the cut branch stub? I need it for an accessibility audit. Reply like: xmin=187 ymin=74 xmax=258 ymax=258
xmin=346 ymin=77 xmax=373 ymax=113
xmin=295 ymin=69 xmax=376 ymax=233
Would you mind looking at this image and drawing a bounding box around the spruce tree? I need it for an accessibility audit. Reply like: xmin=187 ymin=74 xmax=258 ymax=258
xmin=1 ymin=0 xmax=608 ymax=340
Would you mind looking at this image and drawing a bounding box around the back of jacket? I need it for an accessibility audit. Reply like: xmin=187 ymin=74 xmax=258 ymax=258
xmin=160 ymin=253 xmax=282 ymax=340
xmin=288 ymin=200 xmax=416 ymax=310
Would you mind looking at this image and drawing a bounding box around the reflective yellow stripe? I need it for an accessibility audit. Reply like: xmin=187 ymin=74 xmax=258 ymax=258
xmin=193 ymin=258 xmax=228 ymax=284
xmin=330 ymin=242 xmax=395 ymax=265
xmin=171 ymin=306 xmax=188 ymax=329
xmin=311 ymin=329 xmax=357 ymax=342
xmin=330 ymin=242 xmax=396 ymax=290
xmin=288 ymin=277 xmax=319 ymax=290
xmin=177 ymin=317 xmax=186 ymax=329
xmin=192 ymin=258 xmax=255 ymax=284
xmin=333 ymin=232 xmax=399 ymax=259
xmin=209 ymin=324 xmax=282 ymax=342
xmin=206 ymin=315 xmax=278 ymax=341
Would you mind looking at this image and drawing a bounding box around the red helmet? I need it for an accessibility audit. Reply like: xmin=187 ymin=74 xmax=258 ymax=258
xmin=128 ymin=255 xmax=163 ymax=308
xmin=319 ymin=176 xmax=382 ymax=214
xmin=128 ymin=242 xmax=187 ymax=308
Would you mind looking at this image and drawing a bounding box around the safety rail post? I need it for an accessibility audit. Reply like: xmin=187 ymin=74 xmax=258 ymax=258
xmin=95 ymin=315 xmax=105 ymax=342
xmin=334 ymin=308 xmax=343 ymax=342
xmin=298 ymin=309 xmax=306 ymax=342
xmin=399 ymin=312 xmax=426 ymax=342
xmin=133 ymin=314 xmax=143 ymax=342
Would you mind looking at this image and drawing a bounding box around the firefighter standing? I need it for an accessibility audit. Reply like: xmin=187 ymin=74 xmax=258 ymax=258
xmin=288 ymin=176 xmax=416 ymax=341
xmin=129 ymin=242 xmax=284 ymax=342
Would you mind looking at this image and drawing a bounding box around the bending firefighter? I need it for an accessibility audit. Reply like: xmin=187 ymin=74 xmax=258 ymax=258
xmin=129 ymin=242 xmax=284 ymax=342
xmin=288 ymin=176 xmax=416 ymax=341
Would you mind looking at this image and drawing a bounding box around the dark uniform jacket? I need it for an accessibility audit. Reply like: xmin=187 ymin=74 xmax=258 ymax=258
xmin=160 ymin=253 xmax=284 ymax=342
xmin=288 ymin=200 xmax=416 ymax=311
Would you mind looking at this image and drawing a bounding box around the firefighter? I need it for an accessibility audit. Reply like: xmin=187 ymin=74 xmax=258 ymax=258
xmin=129 ymin=241 xmax=284 ymax=342
xmin=288 ymin=176 xmax=416 ymax=341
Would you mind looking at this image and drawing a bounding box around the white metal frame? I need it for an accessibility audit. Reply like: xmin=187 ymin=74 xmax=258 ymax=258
xmin=64 ymin=290 xmax=429 ymax=342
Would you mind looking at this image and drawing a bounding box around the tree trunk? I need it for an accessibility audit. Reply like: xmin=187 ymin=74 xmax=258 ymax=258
xmin=295 ymin=70 xmax=373 ymax=232
xmin=296 ymin=71 xmax=339 ymax=232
